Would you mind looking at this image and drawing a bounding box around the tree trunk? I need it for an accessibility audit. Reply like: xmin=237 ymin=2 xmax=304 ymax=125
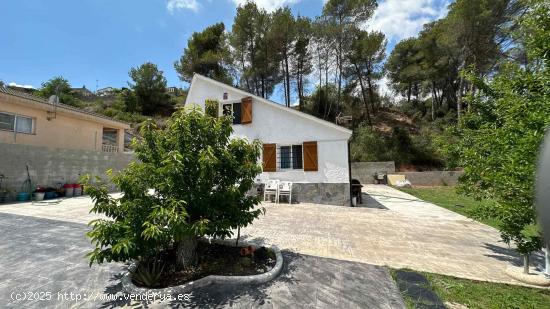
xmin=284 ymin=52 xmax=291 ymax=107
xmin=407 ymin=83 xmax=412 ymax=104
xmin=297 ymin=70 xmax=304 ymax=111
xmin=355 ymin=64 xmax=372 ymax=127
xmin=366 ymin=72 xmax=376 ymax=114
xmin=457 ymin=77 xmax=464 ymax=124
xmin=176 ymin=236 xmax=197 ymax=270
xmin=523 ymin=254 xmax=530 ymax=274
xmin=282 ymin=61 xmax=288 ymax=106
xmin=467 ymin=83 xmax=475 ymax=112
xmin=431 ymin=82 xmax=437 ymax=121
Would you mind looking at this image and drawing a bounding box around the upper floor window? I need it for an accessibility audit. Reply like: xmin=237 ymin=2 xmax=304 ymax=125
xmin=222 ymin=102 xmax=242 ymax=124
xmin=0 ymin=112 xmax=34 ymax=134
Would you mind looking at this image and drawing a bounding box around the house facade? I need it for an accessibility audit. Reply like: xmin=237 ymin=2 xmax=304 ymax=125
xmin=96 ymin=87 xmax=117 ymax=97
xmin=71 ymin=86 xmax=95 ymax=98
xmin=185 ymin=74 xmax=353 ymax=206
xmin=0 ymin=86 xmax=129 ymax=153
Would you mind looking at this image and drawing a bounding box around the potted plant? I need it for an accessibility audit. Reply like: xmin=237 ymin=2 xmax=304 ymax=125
xmin=33 ymin=186 xmax=46 ymax=201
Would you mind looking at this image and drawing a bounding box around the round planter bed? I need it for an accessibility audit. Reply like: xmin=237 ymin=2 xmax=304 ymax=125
xmin=121 ymin=239 xmax=284 ymax=296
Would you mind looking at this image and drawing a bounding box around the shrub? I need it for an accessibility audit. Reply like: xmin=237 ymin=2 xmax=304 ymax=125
xmin=84 ymin=106 xmax=264 ymax=272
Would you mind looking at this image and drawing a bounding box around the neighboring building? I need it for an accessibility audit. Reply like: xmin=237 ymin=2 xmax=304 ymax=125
xmin=96 ymin=87 xmax=117 ymax=97
xmin=0 ymin=86 xmax=129 ymax=153
xmin=166 ymin=86 xmax=180 ymax=95
xmin=71 ymin=85 xmax=94 ymax=98
xmin=185 ymin=74 xmax=353 ymax=206
xmin=7 ymin=85 xmax=36 ymax=95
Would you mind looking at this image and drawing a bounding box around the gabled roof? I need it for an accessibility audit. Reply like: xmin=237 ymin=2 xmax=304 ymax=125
xmin=190 ymin=73 xmax=353 ymax=136
xmin=0 ymin=85 xmax=130 ymax=129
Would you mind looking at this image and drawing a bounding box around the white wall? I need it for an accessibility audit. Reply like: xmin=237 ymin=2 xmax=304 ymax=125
xmin=186 ymin=75 xmax=352 ymax=184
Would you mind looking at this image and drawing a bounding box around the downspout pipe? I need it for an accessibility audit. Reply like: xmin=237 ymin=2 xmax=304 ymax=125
xmin=348 ymin=140 xmax=353 ymax=207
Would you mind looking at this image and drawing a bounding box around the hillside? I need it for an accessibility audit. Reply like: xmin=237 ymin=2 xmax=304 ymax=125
xmin=349 ymin=107 xmax=445 ymax=171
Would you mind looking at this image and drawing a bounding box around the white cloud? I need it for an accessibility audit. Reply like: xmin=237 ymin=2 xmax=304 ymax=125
xmin=231 ymin=0 xmax=300 ymax=12
xmin=366 ymin=0 xmax=451 ymax=43
xmin=8 ymin=82 xmax=35 ymax=89
xmin=167 ymin=0 xmax=199 ymax=13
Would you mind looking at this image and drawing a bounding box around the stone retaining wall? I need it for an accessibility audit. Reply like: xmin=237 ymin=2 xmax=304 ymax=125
xmin=396 ymin=171 xmax=463 ymax=186
xmin=351 ymin=161 xmax=396 ymax=184
xmin=351 ymin=161 xmax=463 ymax=186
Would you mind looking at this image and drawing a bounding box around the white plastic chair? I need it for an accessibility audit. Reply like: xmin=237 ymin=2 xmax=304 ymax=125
xmin=264 ymin=179 xmax=279 ymax=203
xmin=278 ymin=181 xmax=293 ymax=204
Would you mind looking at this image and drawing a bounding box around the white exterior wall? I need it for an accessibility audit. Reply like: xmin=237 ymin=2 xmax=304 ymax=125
xmin=186 ymin=75 xmax=352 ymax=184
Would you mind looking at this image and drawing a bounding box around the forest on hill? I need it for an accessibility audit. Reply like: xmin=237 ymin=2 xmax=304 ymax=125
xmin=175 ymin=0 xmax=533 ymax=170
xmin=10 ymin=0 xmax=542 ymax=171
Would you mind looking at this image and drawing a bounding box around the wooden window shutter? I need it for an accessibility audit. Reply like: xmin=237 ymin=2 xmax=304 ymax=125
xmin=262 ymin=143 xmax=276 ymax=172
xmin=241 ymin=97 xmax=253 ymax=124
xmin=303 ymin=141 xmax=318 ymax=171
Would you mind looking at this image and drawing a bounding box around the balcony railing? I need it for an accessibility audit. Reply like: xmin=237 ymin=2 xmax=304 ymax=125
xmin=102 ymin=144 xmax=119 ymax=153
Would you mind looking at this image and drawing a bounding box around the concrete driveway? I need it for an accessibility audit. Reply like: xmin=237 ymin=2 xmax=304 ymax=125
xmin=0 ymin=185 xmax=525 ymax=285
xmin=0 ymin=213 xmax=404 ymax=308
xmin=240 ymin=185 xmax=525 ymax=285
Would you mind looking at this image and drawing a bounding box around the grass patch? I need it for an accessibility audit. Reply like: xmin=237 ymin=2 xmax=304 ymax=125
xmin=398 ymin=186 xmax=499 ymax=228
xmin=390 ymin=269 xmax=550 ymax=309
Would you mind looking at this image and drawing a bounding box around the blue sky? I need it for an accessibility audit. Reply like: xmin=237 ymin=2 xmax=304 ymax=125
xmin=0 ymin=0 xmax=450 ymax=100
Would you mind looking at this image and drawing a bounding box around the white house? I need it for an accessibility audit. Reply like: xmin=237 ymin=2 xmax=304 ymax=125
xmin=185 ymin=74 xmax=353 ymax=206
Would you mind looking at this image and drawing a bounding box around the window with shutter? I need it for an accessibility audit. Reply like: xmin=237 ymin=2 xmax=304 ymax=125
xmin=241 ymin=97 xmax=252 ymax=124
xmin=303 ymin=141 xmax=318 ymax=171
xmin=221 ymin=102 xmax=244 ymax=124
xmin=262 ymin=144 xmax=276 ymax=172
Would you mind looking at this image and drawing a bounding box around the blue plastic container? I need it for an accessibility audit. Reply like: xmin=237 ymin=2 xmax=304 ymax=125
xmin=16 ymin=192 xmax=30 ymax=201
xmin=44 ymin=191 xmax=57 ymax=199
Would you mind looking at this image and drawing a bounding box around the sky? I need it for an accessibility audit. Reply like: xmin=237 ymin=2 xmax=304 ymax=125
xmin=0 ymin=0 xmax=451 ymax=102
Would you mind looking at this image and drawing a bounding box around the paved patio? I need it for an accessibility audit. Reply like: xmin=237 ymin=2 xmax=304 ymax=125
xmin=0 ymin=185 xmax=528 ymax=285
xmin=0 ymin=213 xmax=404 ymax=308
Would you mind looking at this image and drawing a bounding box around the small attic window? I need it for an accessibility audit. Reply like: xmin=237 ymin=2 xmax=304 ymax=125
xmin=223 ymin=92 xmax=228 ymax=100
xmin=222 ymin=103 xmax=241 ymax=124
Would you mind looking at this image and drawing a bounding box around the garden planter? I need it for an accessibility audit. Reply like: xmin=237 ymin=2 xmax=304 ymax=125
xmin=33 ymin=192 xmax=45 ymax=201
xmin=121 ymin=239 xmax=284 ymax=296
xmin=44 ymin=191 xmax=56 ymax=199
xmin=73 ymin=185 xmax=82 ymax=196
xmin=63 ymin=184 xmax=74 ymax=197
xmin=16 ymin=192 xmax=30 ymax=201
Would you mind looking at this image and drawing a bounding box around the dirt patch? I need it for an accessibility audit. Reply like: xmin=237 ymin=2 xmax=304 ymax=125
xmin=132 ymin=242 xmax=276 ymax=288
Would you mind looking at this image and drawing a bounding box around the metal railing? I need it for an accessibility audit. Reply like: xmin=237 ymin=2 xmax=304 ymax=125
xmin=102 ymin=144 xmax=119 ymax=153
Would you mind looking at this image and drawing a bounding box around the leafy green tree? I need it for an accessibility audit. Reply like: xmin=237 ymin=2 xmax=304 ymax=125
xmin=85 ymin=107 xmax=264 ymax=272
xmin=254 ymin=8 xmax=282 ymax=99
xmin=322 ymin=0 xmax=377 ymax=115
xmin=128 ymin=62 xmax=172 ymax=116
xmin=445 ymin=1 xmax=550 ymax=273
xmin=304 ymin=84 xmax=339 ymax=121
xmin=118 ymin=88 xmax=138 ymax=113
xmin=36 ymin=76 xmax=79 ymax=107
xmin=386 ymin=0 xmax=527 ymax=122
xmin=347 ymin=28 xmax=386 ymax=124
xmin=271 ymin=7 xmax=295 ymax=107
xmin=175 ymin=23 xmax=233 ymax=84
xmin=385 ymin=38 xmax=423 ymax=107
xmin=230 ymin=2 xmax=281 ymax=98
xmin=230 ymin=1 xmax=260 ymax=92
